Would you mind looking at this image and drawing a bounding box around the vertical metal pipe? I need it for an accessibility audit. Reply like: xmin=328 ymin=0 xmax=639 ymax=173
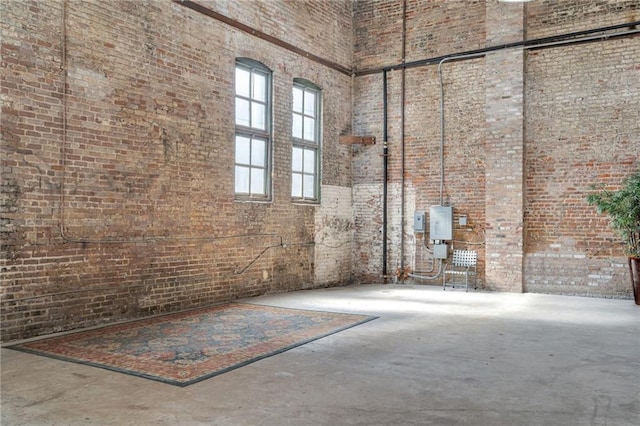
xmin=60 ymin=0 xmax=69 ymax=242
xmin=382 ymin=70 xmax=388 ymax=279
xmin=400 ymin=0 xmax=407 ymax=273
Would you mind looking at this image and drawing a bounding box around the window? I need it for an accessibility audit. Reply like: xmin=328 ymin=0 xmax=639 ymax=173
xmin=235 ymin=60 xmax=271 ymax=199
xmin=292 ymin=81 xmax=320 ymax=201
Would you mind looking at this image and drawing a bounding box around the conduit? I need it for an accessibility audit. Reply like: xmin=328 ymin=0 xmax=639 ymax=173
xmin=408 ymin=263 xmax=442 ymax=281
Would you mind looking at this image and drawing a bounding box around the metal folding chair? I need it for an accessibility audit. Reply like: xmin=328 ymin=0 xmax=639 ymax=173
xmin=443 ymin=250 xmax=477 ymax=292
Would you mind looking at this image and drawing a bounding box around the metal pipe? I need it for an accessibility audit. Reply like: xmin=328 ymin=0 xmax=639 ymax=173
xmin=408 ymin=260 xmax=443 ymax=280
xmin=437 ymin=52 xmax=486 ymax=206
xmin=400 ymin=0 xmax=407 ymax=273
xmin=60 ymin=0 xmax=68 ymax=242
xmin=382 ymin=70 xmax=388 ymax=279
xmin=417 ymin=238 xmax=438 ymax=274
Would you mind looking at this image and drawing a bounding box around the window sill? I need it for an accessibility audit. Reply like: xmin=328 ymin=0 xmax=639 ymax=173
xmin=234 ymin=196 xmax=272 ymax=204
xmin=292 ymin=199 xmax=320 ymax=206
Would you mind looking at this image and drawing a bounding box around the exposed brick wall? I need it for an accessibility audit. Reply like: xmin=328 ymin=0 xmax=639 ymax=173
xmin=484 ymin=2 xmax=526 ymax=292
xmin=353 ymin=61 xmax=487 ymax=283
xmin=351 ymin=72 xmax=384 ymax=282
xmin=525 ymin=254 xmax=630 ymax=298
xmin=1 ymin=0 xmax=354 ymax=341
xmin=524 ymin=36 xmax=639 ymax=297
xmin=203 ymin=0 xmax=354 ymax=68
xmin=353 ymin=0 xmax=404 ymax=71
xmin=484 ymin=49 xmax=525 ymax=292
xmin=352 ymin=0 xmax=638 ymax=297
xmin=314 ymin=185 xmax=354 ymax=286
xmin=354 ymin=0 xmax=486 ymax=71
xmin=527 ymin=0 xmax=639 ymax=39
xmin=404 ymin=0 xmax=486 ymax=62
xmin=3 ymin=0 xmax=639 ymax=341
xmin=351 ymin=182 xmax=383 ymax=282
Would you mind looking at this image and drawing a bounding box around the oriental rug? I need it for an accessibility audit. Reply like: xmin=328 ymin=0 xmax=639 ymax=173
xmin=9 ymin=303 xmax=376 ymax=387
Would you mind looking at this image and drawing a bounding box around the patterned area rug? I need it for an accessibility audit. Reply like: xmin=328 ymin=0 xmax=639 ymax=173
xmin=9 ymin=303 xmax=376 ymax=386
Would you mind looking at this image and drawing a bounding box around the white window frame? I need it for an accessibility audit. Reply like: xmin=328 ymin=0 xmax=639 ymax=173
xmin=291 ymin=80 xmax=321 ymax=202
xmin=234 ymin=59 xmax=271 ymax=200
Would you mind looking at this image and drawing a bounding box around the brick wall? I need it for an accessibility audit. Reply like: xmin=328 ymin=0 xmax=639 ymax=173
xmin=526 ymin=0 xmax=639 ymax=38
xmin=352 ymin=0 xmax=639 ymax=296
xmin=2 ymin=0 xmax=639 ymax=341
xmin=353 ymin=1 xmax=487 ymax=285
xmin=352 ymin=73 xmax=384 ymax=282
xmin=484 ymin=1 xmax=525 ymax=292
xmin=203 ymin=0 xmax=353 ymax=68
xmin=314 ymin=185 xmax=354 ymax=286
xmin=524 ymin=36 xmax=639 ymax=297
xmin=1 ymin=0 xmax=354 ymax=341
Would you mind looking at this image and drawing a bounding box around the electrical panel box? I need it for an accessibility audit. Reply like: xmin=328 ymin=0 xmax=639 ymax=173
xmin=430 ymin=206 xmax=453 ymax=240
xmin=413 ymin=211 xmax=426 ymax=233
xmin=433 ymin=243 xmax=448 ymax=259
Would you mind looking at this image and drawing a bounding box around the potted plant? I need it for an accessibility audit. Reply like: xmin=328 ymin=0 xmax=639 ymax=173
xmin=586 ymin=169 xmax=640 ymax=305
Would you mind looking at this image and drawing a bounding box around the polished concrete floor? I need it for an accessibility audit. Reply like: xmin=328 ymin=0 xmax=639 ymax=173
xmin=2 ymin=284 xmax=639 ymax=425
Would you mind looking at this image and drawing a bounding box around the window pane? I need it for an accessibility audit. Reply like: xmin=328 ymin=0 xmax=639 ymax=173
xmin=292 ymin=147 xmax=303 ymax=172
xmin=304 ymin=91 xmax=316 ymax=116
xmin=303 ymin=174 xmax=315 ymax=198
xmin=253 ymin=73 xmax=266 ymax=102
xmin=293 ymin=87 xmax=303 ymax=113
xmin=303 ymin=149 xmax=315 ymax=173
xmin=235 ymin=166 xmax=250 ymax=193
xmin=235 ymin=135 xmax=251 ymax=165
xmin=292 ymin=113 xmax=303 ymax=138
xmin=235 ymin=98 xmax=250 ymax=127
xmin=235 ymin=68 xmax=251 ymax=97
xmin=303 ymin=116 xmax=315 ymax=141
xmin=251 ymin=102 xmax=266 ymax=130
xmin=292 ymin=173 xmax=302 ymax=197
xmin=250 ymin=168 xmax=265 ymax=194
xmin=252 ymin=138 xmax=266 ymax=167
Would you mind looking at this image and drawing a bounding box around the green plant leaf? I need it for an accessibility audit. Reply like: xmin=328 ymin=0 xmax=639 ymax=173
xmin=586 ymin=169 xmax=640 ymax=257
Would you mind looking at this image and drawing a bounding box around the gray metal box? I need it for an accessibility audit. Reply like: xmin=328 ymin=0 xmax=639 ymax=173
xmin=430 ymin=206 xmax=453 ymax=240
xmin=413 ymin=211 xmax=425 ymax=233
xmin=433 ymin=243 xmax=448 ymax=259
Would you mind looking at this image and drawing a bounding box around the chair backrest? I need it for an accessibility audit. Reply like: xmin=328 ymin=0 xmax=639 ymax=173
xmin=452 ymin=250 xmax=477 ymax=267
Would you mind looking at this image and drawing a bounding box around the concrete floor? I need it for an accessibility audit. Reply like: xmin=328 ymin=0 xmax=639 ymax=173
xmin=1 ymin=284 xmax=639 ymax=425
